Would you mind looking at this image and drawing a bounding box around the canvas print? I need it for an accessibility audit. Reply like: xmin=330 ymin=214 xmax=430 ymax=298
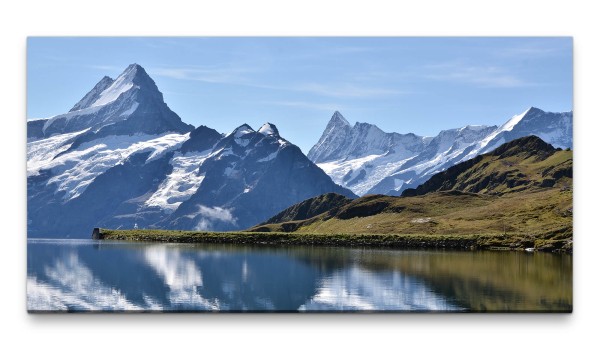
xmin=26 ymin=37 xmax=572 ymax=312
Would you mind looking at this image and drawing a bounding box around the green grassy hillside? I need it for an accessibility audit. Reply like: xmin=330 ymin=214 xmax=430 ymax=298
xmin=402 ymin=135 xmax=572 ymax=196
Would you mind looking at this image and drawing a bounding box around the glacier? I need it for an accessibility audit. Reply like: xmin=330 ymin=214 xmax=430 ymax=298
xmin=308 ymin=108 xmax=572 ymax=196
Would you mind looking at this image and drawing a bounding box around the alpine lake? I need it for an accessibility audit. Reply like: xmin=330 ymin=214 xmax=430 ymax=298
xmin=27 ymin=238 xmax=572 ymax=312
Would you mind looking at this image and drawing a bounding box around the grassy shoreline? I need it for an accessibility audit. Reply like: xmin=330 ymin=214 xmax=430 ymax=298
xmin=96 ymin=228 xmax=572 ymax=253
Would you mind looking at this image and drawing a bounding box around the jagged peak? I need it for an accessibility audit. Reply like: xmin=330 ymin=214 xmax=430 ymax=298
xmin=230 ymin=123 xmax=255 ymax=138
xmin=100 ymin=75 xmax=114 ymax=83
xmin=189 ymin=125 xmax=221 ymax=138
xmin=113 ymin=63 xmax=155 ymax=87
xmin=353 ymin=121 xmax=385 ymax=134
xmin=460 ymin=125 xmax=493 ymax=132
xmin=525 ymin=106 xmax=542 ymax=114
xmin=496 ymin=107 xmax=540 ymax=133
xmin=329 ymin=111 xmax=351 ymax=127
xmin=69 ymin=75 xmax=115 ymax=112
xmin=258 ymin=123 xmax=279 ymax=136
xmin=126 ymin=63 xmax=143 ymax=70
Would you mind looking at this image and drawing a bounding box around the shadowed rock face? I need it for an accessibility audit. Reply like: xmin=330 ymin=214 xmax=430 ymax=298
xmin=179 ymin=126 xmax=224 ymax=154
xmin=163 ymin=126 xmax=357 ymax=232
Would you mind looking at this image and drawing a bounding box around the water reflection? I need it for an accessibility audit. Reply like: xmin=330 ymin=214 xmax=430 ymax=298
xmin=143 ymin=245 xmax=218 ymax=310
xmin=300 ymin=266 xmax=458 ymax=311
xmin=27 ymin=252 xmax=152 ymax=311
xmin=27 ymin=239 xmax=572 ymax=312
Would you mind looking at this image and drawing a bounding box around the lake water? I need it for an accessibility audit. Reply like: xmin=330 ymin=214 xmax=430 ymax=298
xmin=27 ymin=239 xmax=572 ymax=312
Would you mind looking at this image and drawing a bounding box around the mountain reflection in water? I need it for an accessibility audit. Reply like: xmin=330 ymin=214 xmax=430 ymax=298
xmin=27 ymin=239 xmax=571 ymax=312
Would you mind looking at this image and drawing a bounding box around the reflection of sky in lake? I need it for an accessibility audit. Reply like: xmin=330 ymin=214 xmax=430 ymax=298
xmin=27 ymin=239 xmax=570 ymax=312
xmin=143 ymin=245 xmax=218 ymax=310
xmin=27 ymin=252 xmax=158 ymax=311
xmin=300 ymin=266 xmax=457 ymax=311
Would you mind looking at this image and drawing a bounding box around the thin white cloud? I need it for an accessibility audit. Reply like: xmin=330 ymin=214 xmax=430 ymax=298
xmin=501 ymin=46 xmax=560 ymax=57
xmin=193 ymin=205 xmax=237 ymax=231
xmin=148 ymin=65 xmax=406 ymax=99
xmin=292 ymin=82 xmax=406 ymax=98
xmin=150 ymin=66 xmax=257 ymax=84
xmin=424 ymin=62 xmax=536 ymax=88
xmin=497 ymin=42 xmax=571 ymax=58
xmin=264 ymin=100 xmax=344 ymax=111
xmin=87 ymin=64 xmax=123 ymax=72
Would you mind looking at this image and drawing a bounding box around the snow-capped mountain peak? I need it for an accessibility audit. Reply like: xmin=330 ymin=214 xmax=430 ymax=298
xmin=232 ymin=124 xmax=255 ymax=138
xmin=258 ymin=123 xmax=279 ymax=136
xmin=331 ymin=111 xmax=350 ymax=127
xmin=28 ymin=63 xmax=193 ymax=141
xmin=69 ymin=64 xmax=159 ymax=113
xmin=87 ymin=66 xmax=137 ymax=108
xmin=499 ymin=107 xmax=532 ymax=132
xmin=307 ymin=111 xmax=353 ymax=163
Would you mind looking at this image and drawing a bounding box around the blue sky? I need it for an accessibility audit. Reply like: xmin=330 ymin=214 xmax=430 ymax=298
xmin=27 ymin=37 xmax=572 ymax=153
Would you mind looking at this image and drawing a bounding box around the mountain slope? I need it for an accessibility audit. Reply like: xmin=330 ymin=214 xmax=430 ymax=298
xmin=401 ymin=136 xmax=572 ymax=197
xmin=260 ymin=192 xmax=353 ymax=226
xmin=309 ymin=108 xmax=572 ymax=196
xmin=154 ymin=123 xmax=357 ymax=231
xmin=252 ymin=136 xmax=572 ymax=236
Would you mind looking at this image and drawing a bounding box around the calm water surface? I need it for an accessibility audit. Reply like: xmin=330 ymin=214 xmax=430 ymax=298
xmin=27 ymin=239 xmax=572 ymax=312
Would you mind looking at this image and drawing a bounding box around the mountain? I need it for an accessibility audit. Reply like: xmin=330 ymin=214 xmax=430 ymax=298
xmin=252 ymin=136 xmax=572 ymax=237
xmin=308 ymin=111 xmax=430 ymax=164
xmin=155 ymin=123 xmax=356 ymax=231
xmin=27 ymin=63 xmax=194 ymax=142
xmin=308 ymin=108 xmax=572 ymax=196
xmin=401 ymin=136 xmax=572 ymax=196
xmin=27 ymin=64 xmax=355 ymax=238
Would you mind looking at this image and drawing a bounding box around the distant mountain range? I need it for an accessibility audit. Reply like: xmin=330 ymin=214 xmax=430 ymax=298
xmin=27 ymin=64 xmax=355 ymax=238
xmin=308 ymin=108 xmax=572 ymax=196
xmin=254 ymin=135 xmax=573 ymax=236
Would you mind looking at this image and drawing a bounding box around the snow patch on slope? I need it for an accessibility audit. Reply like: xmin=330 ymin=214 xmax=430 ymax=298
xmin=257 ymin=151 xmax=279 ymax=162
xmin=467 ymin=107 xmax=531 ymax=158
xmin=42 ymin=106 xmax=103 ymax=134
xmin=27 ymin=129 xmax=90 ymax=176
xmin=145 ymin=150 xmax=211 ymax=211
xmin=28 ymin=132 xmax=189 ymax=201
xmin=318 ymin=153 xmax=417 ymax=196
xmin=89 ymin=65 xmax=141 ymax=108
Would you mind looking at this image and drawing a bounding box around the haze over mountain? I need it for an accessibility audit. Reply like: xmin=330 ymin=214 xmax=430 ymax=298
xmin=308 ymin=108 xmax=572 ymax=196
xmin=27 ymin=64 xmax=355 ymax=238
